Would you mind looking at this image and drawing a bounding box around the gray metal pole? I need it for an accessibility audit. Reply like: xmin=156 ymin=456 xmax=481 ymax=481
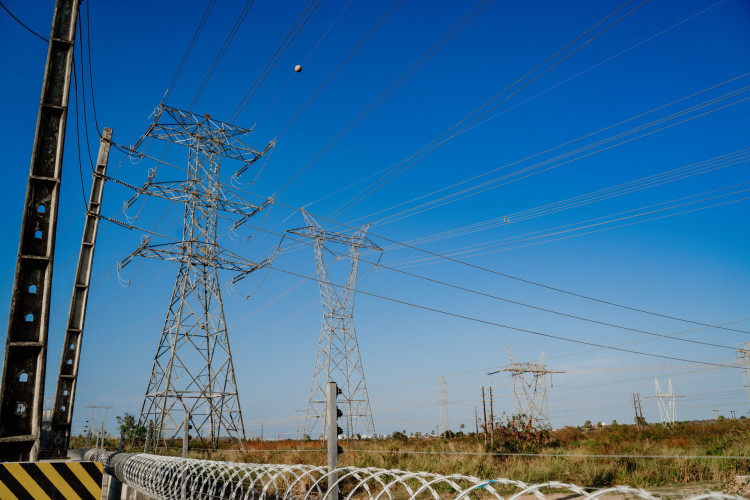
xmin=182 ymin=412 xmax=189 ymax=458
xmin=49 ymin=129 xmax=113 ymax=454
xmin=327 ymin=382 xmax=339 ymax=500
xmin=0 ymin=0 xmax=81 ymax=463
xmin=118 ymin=427 xmax=124 ymax=453
xmin=144 ymin=420 xmax=152 ymax=454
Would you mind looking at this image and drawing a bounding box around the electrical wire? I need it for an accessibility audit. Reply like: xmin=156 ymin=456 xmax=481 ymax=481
xmin=247 ymin=223 xmax=747 ymax=351
xmin=264 ymin=264 xmax=743 ymax=370
xmin=84 ymin=0 xmax=100 ymax=135
xmin=275 ymin=0 xmax=496 ymax=197
xmin=228 ymin=192 xmax=750 ymax=335
xmin=0 ymin=0 xmax=47 ymax=42
xmin=329 ymin=0 xmax=652 ymax=219
xmin=188 ymin=0 xmax=255 ymax=111
xmin=274 ymin=0 xmax=405 ymax=140
xmin=229 ymin=0 xmax=323 ymax=121
xmin=164 ymin=0 xmax=216 ymax=104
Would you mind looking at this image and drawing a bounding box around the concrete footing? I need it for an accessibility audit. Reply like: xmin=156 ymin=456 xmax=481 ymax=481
xmin=101 ymin=474 xmax=160 ymax=500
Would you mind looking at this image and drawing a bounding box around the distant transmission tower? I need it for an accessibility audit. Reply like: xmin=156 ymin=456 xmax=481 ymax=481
xmin=438 ymin=377 xmax=449 ymax=435
xmin=288 ymin=211 xmax=381 ymax=438
xmin=737 ymin=343 xmax=750 ymax=406
xmin=488 ymin=347 xmax=563 ymax=428
xmin=117 ymin=105 xmax=273 ymax=448
xmin=653 ymin=378 xmax=682 ymax=425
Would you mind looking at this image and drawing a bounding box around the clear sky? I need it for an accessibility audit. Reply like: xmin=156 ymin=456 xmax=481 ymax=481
xmin=0 ymin=0 xmax=748 ymax=439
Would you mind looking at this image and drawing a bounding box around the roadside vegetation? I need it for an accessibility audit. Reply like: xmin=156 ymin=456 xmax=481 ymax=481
xmin=72 ymin=416 xmax=750 ymax=490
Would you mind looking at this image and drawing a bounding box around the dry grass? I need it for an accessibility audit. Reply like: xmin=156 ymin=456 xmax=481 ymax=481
xmin=74 ymin=418 xmax=750 ymax=490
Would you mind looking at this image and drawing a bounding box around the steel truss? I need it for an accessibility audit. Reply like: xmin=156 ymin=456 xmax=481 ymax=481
xmin=489 ymin=347 xmax=563 ymax=428
xmin=288 ymin=211 xmax=381 ymax=438
xmin=118 ymin=105 xmax=273 ymax=448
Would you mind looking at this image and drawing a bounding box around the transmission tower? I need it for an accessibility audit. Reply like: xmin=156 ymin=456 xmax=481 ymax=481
xmin=117 ymin=105 xmax=274 ymax=448
xmin=488 ymin=346 xmax=563 ymax=428
xmin=438 ymin=377 xmax=449 ymax=435
xmin=288 ymin=211 xmax=381 ymax=438
xmin=737 ymin=343 xmax=750 ymax=406
xmin=652 ymin=378 xmax=682 ymax=425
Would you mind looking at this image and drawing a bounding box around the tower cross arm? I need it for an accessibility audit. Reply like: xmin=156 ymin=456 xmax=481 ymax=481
xmin=144 ymin=104 xmax=274 ymax=164
xmin=287 ymin=226 xmax=383 ymax=252
xmin=119 ymin=239 xmax=271 ymax=273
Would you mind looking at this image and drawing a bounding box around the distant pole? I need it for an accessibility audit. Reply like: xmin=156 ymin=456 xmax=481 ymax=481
xmin=118 ymin=428 xmax=124 ymax=453
xmin=182 ymin=413 xmax=190 ymax=458
xmin=481 ymin=387 xmax=488 ymax=445
xmin=143 ymin=421 xmax=151 ymax=454
xmin=474 ymin=407 xmax=479 ymax=439
xmin=489 ymin=387 xmax=495 ymax=446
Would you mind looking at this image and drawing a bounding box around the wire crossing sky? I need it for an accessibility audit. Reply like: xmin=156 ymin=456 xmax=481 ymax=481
xmin=0 ymin=0 xmax=748 ymax=438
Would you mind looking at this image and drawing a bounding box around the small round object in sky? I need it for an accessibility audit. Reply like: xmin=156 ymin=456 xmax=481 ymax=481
xmin=294 ymin=65 xmax=302 ymax=73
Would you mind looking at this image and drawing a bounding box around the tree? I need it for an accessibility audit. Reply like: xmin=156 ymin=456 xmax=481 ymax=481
xmin=391 ymin=431 xmax=408 ymax=441
xmin=116 ymin=413 xmax=147 ymax=441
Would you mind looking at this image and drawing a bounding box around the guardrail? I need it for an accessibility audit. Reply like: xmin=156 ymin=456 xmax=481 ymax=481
xmin=84 ymin=449 xmax=746 ymax=499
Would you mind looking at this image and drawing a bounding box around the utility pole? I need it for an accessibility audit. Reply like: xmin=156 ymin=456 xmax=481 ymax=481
xmin=481 ymin=387 xmax=488 ymax=445
xmin=632 ymin=393 xmax=644 ymax=429
xmin=48 ymin=129 xmax=112 ymax=456
xmin=474 ymin=407 xmax=479 ymax=438
xmin=182 ymin=413 xmax=190 ymax=458
xmin=713 ymin=409 xmax=719 ymax=420
xmin=0 ymin=0 xmax=81 ymax=462
xmin=143 ymin=421 xmax=152 ymax=454
xmin=489 ymin=387 xmax=495 ymax=446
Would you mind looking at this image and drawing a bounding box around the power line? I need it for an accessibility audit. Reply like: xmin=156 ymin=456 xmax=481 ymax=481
xmin=275 ymin=0 xmax=495 ymax=196
xmin=253 ymin=196 xmax=750 ymax=335
xmin=188 ymin=0 xmax=255 ymax=111
xmin=0 ymin=1 xmax=47 ymax=42
xmin=164 ymin=0 xmax=217 ymax=104
xmin=264 ymin=264 xmax=742 ymax=370
xmin=229 ymin=0 xmax=323 ymax=121
xmin=274 ymin=0 xmax=405 ymax=140
xmin=267 ymin=226 xmax=746 ymax=350
xmin=329 ymin=0 xmax=651 ymax=219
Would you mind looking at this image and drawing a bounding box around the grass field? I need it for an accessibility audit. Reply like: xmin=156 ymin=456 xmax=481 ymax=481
xmin=75 ymin=418 xmax=750 ymax=491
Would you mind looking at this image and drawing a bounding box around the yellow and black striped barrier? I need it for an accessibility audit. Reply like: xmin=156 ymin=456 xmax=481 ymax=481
xmin=0 ymin=461 xmax=103 ymax=500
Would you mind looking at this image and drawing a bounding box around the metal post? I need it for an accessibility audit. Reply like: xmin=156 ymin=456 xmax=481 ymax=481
xmin=143 ymin=421 xmax=152 ymax=454
xmin=0 ymin=0 xmax=81 ymax=463
xmin=118 ymin=427 xmax=124 ymax=453
xmin=489 ymin=387 xmax=494 ymax=446
xmin=327 ymin=382 xmax=339 ymax=500
xmin=182 ymin=412 xmax=189 ymax=458
xmin=48 ymin=128 xmax=112 ymax=455
xmin=481 ymin=387 xmax=488 ymax=445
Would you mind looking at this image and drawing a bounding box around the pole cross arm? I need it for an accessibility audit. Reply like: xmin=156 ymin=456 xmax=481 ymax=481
xmin=146 ymin=105 xmax=274 ymax=164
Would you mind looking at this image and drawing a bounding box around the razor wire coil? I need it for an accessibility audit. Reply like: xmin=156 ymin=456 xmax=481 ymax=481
xmin=82 ymin=450 xmax=747 ymax=500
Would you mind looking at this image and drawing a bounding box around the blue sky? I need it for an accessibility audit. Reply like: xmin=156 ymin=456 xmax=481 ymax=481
xmin=0 ymin=0 xmax=749 ymax=439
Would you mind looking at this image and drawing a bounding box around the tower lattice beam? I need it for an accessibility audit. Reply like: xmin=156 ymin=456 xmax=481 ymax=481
xmin=117 ymin=104 xmax=273 ymax=449
xmin=288 ymin=211 xmax=381 ymax=439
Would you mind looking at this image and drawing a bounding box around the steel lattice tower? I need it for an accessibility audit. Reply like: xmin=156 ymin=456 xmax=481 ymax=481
xmin=653 ymin=378 xmax=682 ymax=425
xmin=118 ymin=105 xmax=273 ymax=448
xmin=489 ymin=347 xmax=563 ymax=428
xmin=288 ymin=211 xmax=381 ymax=438
xmin=438 ymin=377 xmax=449 ymax=435
xmin=737 ymin=343 xmax=750 ymax=407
